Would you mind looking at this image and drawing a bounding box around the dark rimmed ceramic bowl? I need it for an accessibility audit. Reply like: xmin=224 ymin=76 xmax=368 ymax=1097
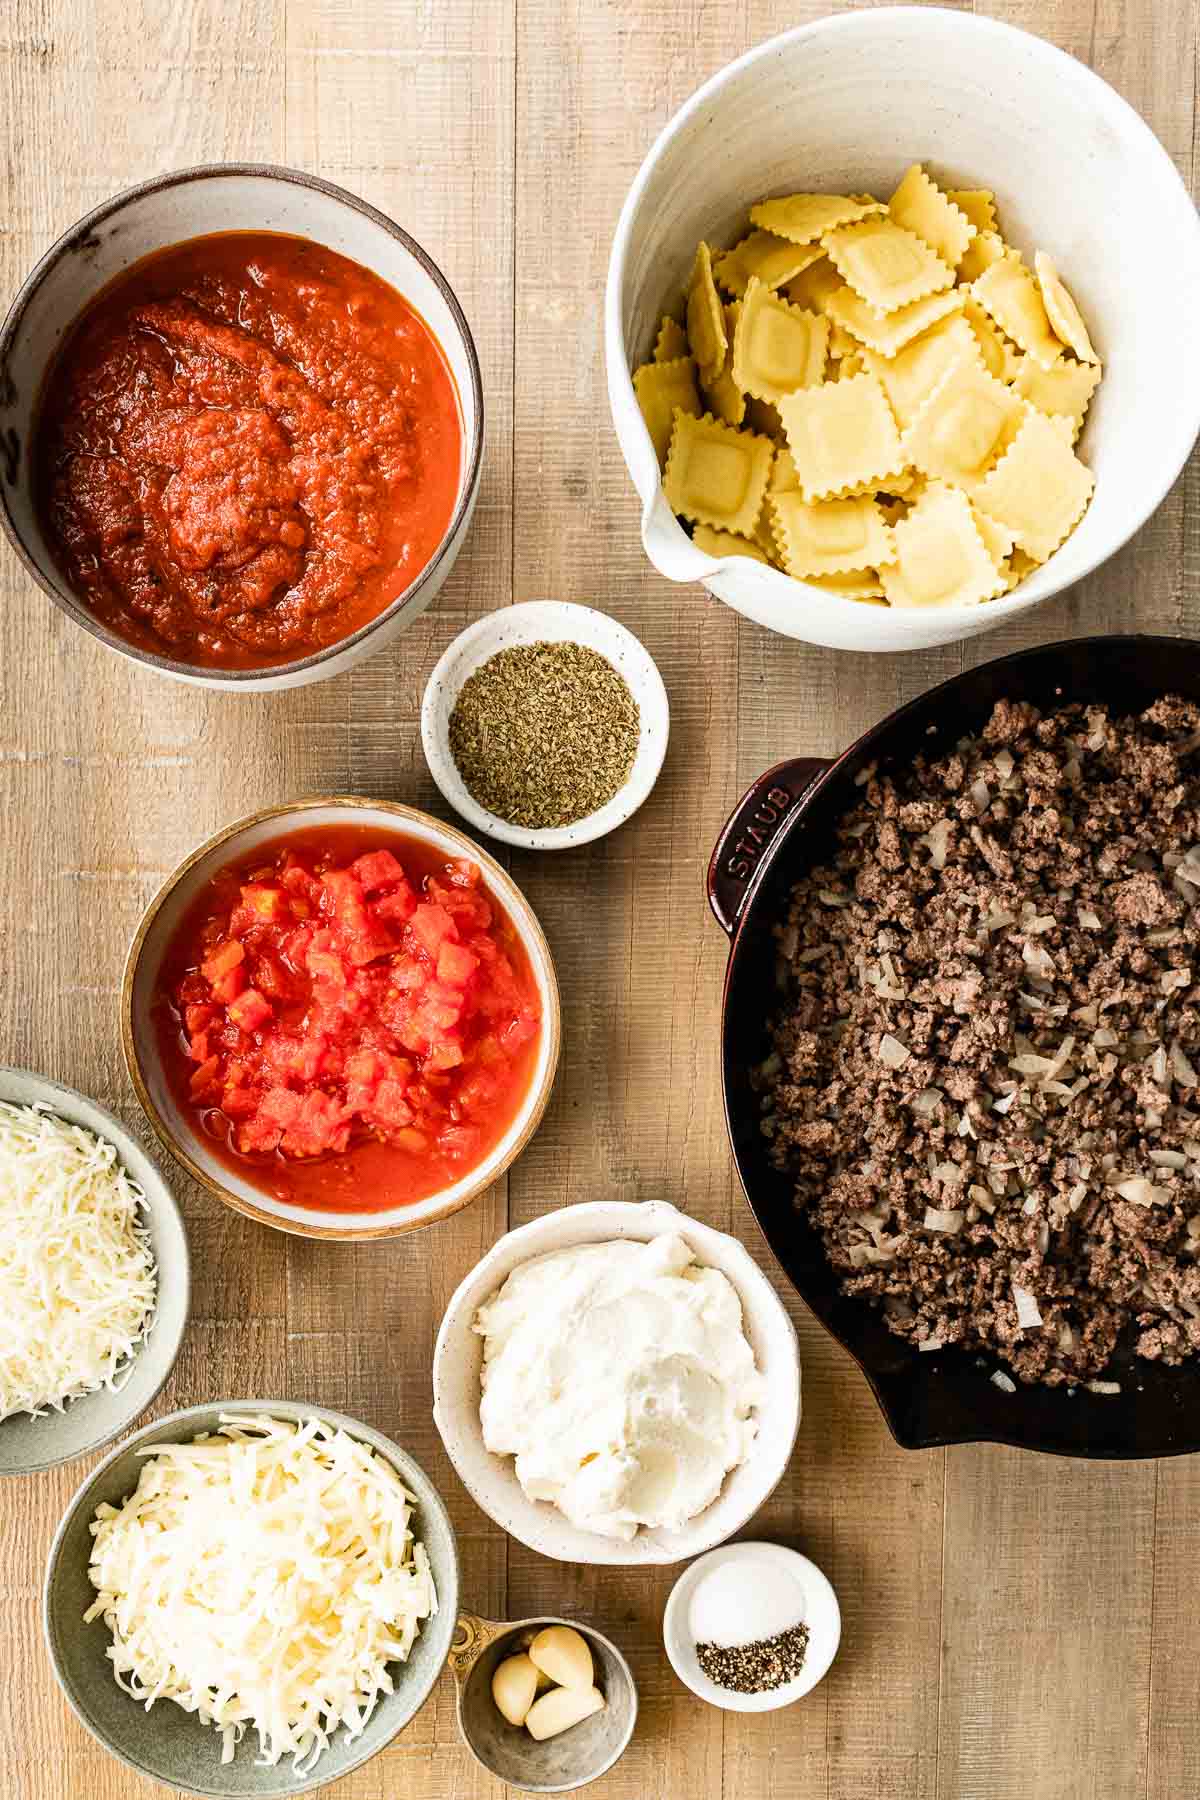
xmin=0 ymin=163 xmax=483 ymax=691
xmin=708 ymin=634 xmax=1200 ymax=1459
xmin=44 ymin=1401 xmax=461 ymax=1798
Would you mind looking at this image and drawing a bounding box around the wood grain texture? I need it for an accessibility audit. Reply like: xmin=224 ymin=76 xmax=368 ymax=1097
xmin=1 ymin=0 xmax=1199 ymax=1796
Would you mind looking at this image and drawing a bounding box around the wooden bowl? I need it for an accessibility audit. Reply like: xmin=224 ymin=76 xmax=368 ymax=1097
xmin=121 ymin=797 xmax=561 ymax=1241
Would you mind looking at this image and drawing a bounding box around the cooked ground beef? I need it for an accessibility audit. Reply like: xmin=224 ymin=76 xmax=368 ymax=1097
xmin=759 ymin=697 xmax=1200 ymax=1387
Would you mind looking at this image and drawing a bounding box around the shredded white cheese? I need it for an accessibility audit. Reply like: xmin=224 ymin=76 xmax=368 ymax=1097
xmin=0 ymin=1101 xmax=156 ymax=1421
xmin=85 ymin=1414 xmax=436 ymax=1774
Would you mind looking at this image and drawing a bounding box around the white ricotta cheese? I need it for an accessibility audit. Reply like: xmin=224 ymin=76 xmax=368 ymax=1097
xmin=474 ymin=1232 xmax=763 ymax=1540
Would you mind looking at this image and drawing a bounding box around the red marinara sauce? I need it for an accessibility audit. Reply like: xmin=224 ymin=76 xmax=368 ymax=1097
xmin=154 ymin=827 xmax=542 ymax=1213
xmin=33 ymin=233 xmax=462 ymax=669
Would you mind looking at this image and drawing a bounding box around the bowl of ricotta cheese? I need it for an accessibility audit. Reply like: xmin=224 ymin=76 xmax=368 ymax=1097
xmin=432 ymin=1200 xmax=801 ymax=1565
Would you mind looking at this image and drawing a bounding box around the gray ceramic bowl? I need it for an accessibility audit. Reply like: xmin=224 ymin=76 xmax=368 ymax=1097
xmin=0 ymin=1066 xmax=189 ymax=1477
xmin=44 ymin=1401 xmax=461 ymax=1798
xmin=448 ymin=1613 xmax=637 ymax=1792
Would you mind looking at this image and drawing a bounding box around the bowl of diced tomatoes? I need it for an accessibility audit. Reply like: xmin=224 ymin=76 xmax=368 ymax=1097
xmin=121 ymin=798 xmax=560 ymax=1240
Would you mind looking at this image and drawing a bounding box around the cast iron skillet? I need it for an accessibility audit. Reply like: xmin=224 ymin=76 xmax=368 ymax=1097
xmin=708 ymin=634 xmax=1200 ymax=1459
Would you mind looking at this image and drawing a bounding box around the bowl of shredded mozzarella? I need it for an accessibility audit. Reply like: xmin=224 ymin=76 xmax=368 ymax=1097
xmin=0 ymin=1065 xmax=188 ymax=1475
xmin=44 ymin=1402 xmax=459 ymax=1796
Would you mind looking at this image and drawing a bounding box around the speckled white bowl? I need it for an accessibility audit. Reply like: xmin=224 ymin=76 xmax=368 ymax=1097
xmin=432 ymin=1200 xmax=801 ymax=1566
xmin=663 ymin=1541 xmax=840 ymax=1713
xmin=605 ymin=8 xmax=1200 ymax=652
xmin=420 ymin=601 xmax=669 ymax=851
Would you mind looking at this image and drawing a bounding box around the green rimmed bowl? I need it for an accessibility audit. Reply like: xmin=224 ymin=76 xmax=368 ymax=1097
xmin=0 ymin=1065 xmax=189 ymax=1476
xmin=44 ymin=1400 xmax=461 ymax=1797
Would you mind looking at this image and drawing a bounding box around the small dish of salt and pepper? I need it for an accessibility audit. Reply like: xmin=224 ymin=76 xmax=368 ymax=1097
xmin=662 ymin=1541 xmax=840 ymax=1713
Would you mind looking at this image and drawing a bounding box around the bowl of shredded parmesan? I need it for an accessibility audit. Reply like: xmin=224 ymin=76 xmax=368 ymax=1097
xmin=44 ymin=1402 xmax=459 ymax=1796
xmin=0 ymin=1066 xmax=188 ymax=1475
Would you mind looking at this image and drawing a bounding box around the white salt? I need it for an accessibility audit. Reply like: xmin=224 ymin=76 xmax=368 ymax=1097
xmin=688 ymin=1556 xmax=806 ymax=1649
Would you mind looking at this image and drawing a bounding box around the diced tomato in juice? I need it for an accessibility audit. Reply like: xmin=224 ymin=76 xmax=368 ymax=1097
xmin=211 ymin=963 xmax=247 ymax=1004
xmin=240 ymin=883 xmax=288 ymax=922
xmin=257 ymin=1087 xmax=305 ymax=1129
xmin=162 ymin=831 xmax=542 ymax=1205
xmin=390 ymin=956 xmax=426 ymax=993
xmin=410 ymin=902 xmax=458 ymax=958
xmin=501 ymin=1009 xmax=541 ymax=1050
xmin=373 ymin=886 xmax=417 ymax=924
xmin=352 ymin=849 xmax=406 ymax=893
xmin=189 ymin=1055 xmax=221 ymax=1098
xmin=440 ymin=1124 xmax=482 ymax=1159
xmin=227 ymin=988 xmax=273 ymax=1032
xmin=371 ymin=1079 xmax=414 ymax=1127
xmin=437 ymin=941 xmax=479 ymax=987
xmin=202 ymin=939 xmax=244 ymax=983
xmin=221 ymin=1083 xmax=259 ymax=1120
xmin=392 ymin=1126 xmax=429 ymax=1153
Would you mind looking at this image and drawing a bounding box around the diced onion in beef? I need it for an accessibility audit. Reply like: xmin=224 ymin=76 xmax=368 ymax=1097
xmin=1077 ymin=908 xmax=1103 ymax=930
xmin=991 ymin=1371 xmax=1017 ymax=1393
xmin=1086 ymin=1380 xmax=1121 ymax=1395
xmin=877 ymin=1033 xmax=911 ymax=1069
xmin=910 ymin=1088 xmax=943 ymax=1115
xmin=970 ymin=777 xmax=991 ymax=816
xmin=1113 ymin=1177 xmax=1170 ymax=1207
xmin=1012 ymin=1284 xmax=1043 ymax=1329
xmin=1150 ymin=1150 xmax=1188 ymax=1170
xmin=1172 ymin=1042 xmax=1200 ymax=1086
xmin=924 ymin=1206 xmax=963 ymax=1233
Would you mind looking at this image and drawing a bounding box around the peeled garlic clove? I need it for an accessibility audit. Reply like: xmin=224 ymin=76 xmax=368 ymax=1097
xmin=491 ymin=1653 xmax=539 ymax=1727
xmin=524 ymin=1683 xmax=605 ymax=1741
xmin=528 ymin=1624 xmax=594 ymax=1691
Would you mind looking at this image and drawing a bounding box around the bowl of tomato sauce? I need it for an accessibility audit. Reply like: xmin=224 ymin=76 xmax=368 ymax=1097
xmin=0 ymin=164 xmax=482 ymax=689
xmin=122 ymin=799 xmax=560 ymax=1240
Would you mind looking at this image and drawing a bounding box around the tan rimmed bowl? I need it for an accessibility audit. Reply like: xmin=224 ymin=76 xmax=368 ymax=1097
xmin=121 ymin=798 xmax=561 ymax=1242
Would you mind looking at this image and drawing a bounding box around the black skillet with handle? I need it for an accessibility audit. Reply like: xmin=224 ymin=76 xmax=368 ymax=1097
xmin=708 ymin=635 xmax=1200 ymax=1458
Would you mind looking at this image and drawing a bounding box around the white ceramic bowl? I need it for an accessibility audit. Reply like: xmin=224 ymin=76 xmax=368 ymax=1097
xmin=662 ymin=1541 xmax=840 ymax=1713
xmin=432 ymin=1200 xmax=801 ymax=1566
xmin=421 ymin=600 xmax=670 ymax=851
xmin=605 ymin=8 xmax=1200 ymax=653
xmin=0 ymin=1066 xmax=189 ymax=1477
xmin=0 ymin=163 xmax=483 ymax=690
xmin=122 ymin=798 xmax=560 ymax=1242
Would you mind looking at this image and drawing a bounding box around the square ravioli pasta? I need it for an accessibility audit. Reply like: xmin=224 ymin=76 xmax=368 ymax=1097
xmin=631 ymin=163 xmax=1101 ymax=609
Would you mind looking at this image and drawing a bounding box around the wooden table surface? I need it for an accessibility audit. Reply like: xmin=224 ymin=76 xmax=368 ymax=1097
xmin=3 ymin=0 xmax=1199 ymax=1796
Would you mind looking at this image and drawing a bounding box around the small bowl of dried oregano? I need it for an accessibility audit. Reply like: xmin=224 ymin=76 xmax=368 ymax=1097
xmin=421 ymin=600 xmax=670 ymax=850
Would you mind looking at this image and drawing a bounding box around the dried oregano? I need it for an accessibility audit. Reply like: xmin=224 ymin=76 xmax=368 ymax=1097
xmin=448 ymin=640 xmax=641 ymax=829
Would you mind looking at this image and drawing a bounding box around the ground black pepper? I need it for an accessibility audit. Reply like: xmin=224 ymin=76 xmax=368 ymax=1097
xmin=447 ymin=639 xmax=641 ymax=829
xmin=695 ymin=1621 xmax=810 ymax=1694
